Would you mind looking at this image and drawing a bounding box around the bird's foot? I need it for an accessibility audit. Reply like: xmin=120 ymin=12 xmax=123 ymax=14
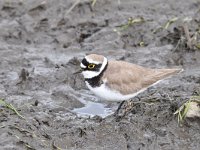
xmin=114 ymin=99 xmax=135 ymax=121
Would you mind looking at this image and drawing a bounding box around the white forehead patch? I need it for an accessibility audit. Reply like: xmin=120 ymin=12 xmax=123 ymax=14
xmin=80 ymin=63 xmax=86 ymax=68
xmin=85 ymin=56 xmax=101 ymax=64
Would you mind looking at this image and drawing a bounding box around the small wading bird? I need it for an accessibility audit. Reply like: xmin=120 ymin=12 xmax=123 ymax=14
xmin=75 ymin=54 xmax=182 ymax=103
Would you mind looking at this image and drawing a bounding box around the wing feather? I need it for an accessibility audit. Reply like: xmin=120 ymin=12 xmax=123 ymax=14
xmin=102 ymin=60 xmax=181 ymax=95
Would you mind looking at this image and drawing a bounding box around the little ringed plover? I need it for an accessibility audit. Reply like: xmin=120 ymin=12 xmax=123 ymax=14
xmin=78 ymin=54 xmax=182 ymax=101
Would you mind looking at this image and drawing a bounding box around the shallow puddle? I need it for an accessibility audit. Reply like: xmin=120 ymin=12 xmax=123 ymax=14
xmin=73 ymin=101 xmax=113 ymax=118
xmin=73 ymin=90 xmax=114 ymax=118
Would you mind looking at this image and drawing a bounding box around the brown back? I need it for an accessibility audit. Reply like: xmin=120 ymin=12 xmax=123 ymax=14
xmin=102 ymin=60 xmax=181 ymax=95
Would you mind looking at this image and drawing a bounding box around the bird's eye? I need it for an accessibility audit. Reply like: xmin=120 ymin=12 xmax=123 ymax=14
xmin=88 ymin=64 xmax=95 ymax=69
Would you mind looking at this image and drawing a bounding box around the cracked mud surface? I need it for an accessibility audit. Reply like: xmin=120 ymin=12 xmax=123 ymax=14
xmin=0 ymin=0 xmax=200 ymax=149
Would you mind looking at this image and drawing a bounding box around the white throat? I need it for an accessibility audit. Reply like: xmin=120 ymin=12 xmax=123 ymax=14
xmin=82 ymin=57 xmax=108 ymax=79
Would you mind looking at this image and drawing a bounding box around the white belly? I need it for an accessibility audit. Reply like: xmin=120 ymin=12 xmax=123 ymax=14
xmin=85 ymin=81 xmax=146 ymax=102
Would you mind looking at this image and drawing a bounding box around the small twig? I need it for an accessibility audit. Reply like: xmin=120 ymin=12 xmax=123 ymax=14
xmin=0 ymin=125 xmax=6 ymax=129
xmin=52 ymin=140 xmax=62 ymax=150
xmin=14 ymin=134 xmax=35 ymax=150
xmin=173 ymin=39 xmax=181 ymax=51
xmin=91 ymin=0 xmax=97 ymax=7
xmin=0 ymin=99 xmax=25 ymax=119
xmin=164 ymin=17 xmax=178 ymax=29
xmin=183 ymin=23 xmax=192 ymax=49
xmin=115 ymin=17 xmax=145 ymax=31
xmin=65 ymin=0 xmax=80 ymax=15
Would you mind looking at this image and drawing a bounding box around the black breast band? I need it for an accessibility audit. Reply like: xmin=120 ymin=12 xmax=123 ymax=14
xmin=85 ymin=62 xmax=108 ymax=87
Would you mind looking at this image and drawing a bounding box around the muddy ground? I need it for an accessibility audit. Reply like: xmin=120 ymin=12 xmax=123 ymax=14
xmin=0 ymin=0 xmax=200 ymax=149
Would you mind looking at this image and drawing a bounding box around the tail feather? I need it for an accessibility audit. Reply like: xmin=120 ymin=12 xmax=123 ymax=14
xmin=156 ymin=68 xmax=183 ymax=79
xmin=141 ymin=67 xmax=183 ymax=88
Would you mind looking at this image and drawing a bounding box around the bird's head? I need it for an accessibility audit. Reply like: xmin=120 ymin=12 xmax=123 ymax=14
xmin=78 ymin=54 xmax=108 ymax=79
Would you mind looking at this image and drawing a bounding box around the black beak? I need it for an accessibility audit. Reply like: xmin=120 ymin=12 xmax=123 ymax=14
xmin=73 ymin=68 xmax=83 ymax=74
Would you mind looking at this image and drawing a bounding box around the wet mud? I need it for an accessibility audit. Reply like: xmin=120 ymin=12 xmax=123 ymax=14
xmin=0 ymin=0 xmax=200 ymax=149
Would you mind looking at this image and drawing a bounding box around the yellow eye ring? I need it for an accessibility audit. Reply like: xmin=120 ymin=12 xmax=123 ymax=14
xmin=88 ymin=64 xmax=95 ymax=69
